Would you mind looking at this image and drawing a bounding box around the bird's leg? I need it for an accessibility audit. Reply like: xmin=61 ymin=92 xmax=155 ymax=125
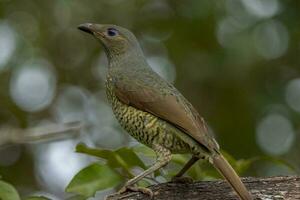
xmin=118 ymin=144 xmax=171 ymax=197
xmin=171 ymin=156 xmax=199 ymax=183
xmin=174 ymin=156 xmax=199 ymax=177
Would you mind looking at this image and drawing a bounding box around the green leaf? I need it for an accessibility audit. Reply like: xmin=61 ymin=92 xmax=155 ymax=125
xmin=0 ymin=180 xmax=21 ymax=200
xmin=76 ymin=143 xmax=113 ymax=160
xmin=171 ymin=154 xmax=189 ymax=165
xmin=235 ymin=158 xmax=258 ymax=174
xmin=75 ymin=143 xmax=146 ymax=177
xmin=133 ymin=145 xmax=155 ymax=158
xmin=25 ymin=196 xmax=51 ymax=200
xmin=116 ymin=147 xmax=146 ymax=170
xmin=65 ymin=163 xmax=122 ymax=197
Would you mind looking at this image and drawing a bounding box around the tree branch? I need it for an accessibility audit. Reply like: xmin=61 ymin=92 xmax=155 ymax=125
xmin=106 ymin=176 xmax=300 ymax=200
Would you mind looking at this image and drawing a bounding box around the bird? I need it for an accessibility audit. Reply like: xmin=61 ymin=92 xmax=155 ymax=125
xmin=78 ymin=23 xmax=253 ymax=200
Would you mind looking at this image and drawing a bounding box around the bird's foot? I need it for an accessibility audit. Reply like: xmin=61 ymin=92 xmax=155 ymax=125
xmin=118 ymin=184 xmax=154 ymax=198
xmin=171 ymin=176 xmax=194 ymax=183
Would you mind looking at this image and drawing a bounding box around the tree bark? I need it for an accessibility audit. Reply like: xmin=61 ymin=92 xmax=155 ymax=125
xmin=106 ymin=176 xmax=300 ymax=200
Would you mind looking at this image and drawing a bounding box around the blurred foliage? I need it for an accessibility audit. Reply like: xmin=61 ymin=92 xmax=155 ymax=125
xmin=63 ymin=143 xmax=298 ymax=198
xmin=0 ymin=0 xmax=299 ymax=199
xmin=65 ymin=162 xmax=122 ymax=198
xmin=25 ymin=196 xmax=52 ymax=200
xmin=76 ymin=143 xmax=146 ymax=173
xmin=0 ymin=180 xmax=20 ymax=200
xmin=64 ymin=143 xmax=264 ymax=199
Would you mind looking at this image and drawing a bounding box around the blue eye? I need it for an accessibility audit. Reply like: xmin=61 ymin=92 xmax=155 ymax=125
xmin=107 ymin=28 xmax=118 ymax=37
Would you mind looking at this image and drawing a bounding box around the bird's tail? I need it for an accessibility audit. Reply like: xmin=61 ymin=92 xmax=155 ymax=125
xmin=212 ymin=153 xmax=253 ymax=200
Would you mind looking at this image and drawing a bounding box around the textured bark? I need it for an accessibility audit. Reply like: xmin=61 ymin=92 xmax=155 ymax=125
xmin=106 ymin=176 xmax=300 ymax=200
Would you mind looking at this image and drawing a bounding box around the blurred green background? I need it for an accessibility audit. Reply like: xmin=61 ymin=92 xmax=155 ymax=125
xmin=0 ymin=0 xmax=299 ymax=199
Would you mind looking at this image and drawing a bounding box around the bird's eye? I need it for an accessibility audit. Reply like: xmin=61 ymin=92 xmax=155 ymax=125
xmin=107 ymin=28 xmax=118 ymax=37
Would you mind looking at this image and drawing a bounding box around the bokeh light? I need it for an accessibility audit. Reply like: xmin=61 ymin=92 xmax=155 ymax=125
xmin=253 ymin=20 xmax=289 ymax=59
xmin=53 ymin=86 xmax=88 ymax=123
xmin=32 ymin=140 xmax=92 ymax=196
xmin=225 ymin=0 xmax=256 ymax=27
xmin=147 ymin=56 xmax=176 ymax=83
xmin=10 ymin=60 xmax=56 ymax=112
xmin=27 ymin=191 xmax=60 ymax=200
xmin=216 ymin=16 xmax=244 ymax=48
xmin=285 ymin=78 xmax=300 ymax=113
xmin=7 ymin=11 xmax=39 ymax=42
xmin=256 ymin=113 xmax=295 ymax=155
xmin=140 ymin=1 xmax=174 ymax=42
xmin=240 ymin=0 xmax=280 ymax=18
xmin=86 ymin=92 xmax=127 ymax=149
xmin=0 ymin=21 xmax=16 ymax=71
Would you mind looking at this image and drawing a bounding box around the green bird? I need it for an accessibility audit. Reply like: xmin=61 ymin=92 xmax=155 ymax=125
xmin=78 ymin=23 xmax=253 ymax=200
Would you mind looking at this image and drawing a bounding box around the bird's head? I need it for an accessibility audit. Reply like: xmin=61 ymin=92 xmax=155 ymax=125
xmin=78 ymin=23 xmax=142 ymax=59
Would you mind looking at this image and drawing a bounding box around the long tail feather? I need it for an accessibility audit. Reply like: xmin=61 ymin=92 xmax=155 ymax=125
xmin=212 ymin=154 xmax=253 ymax=200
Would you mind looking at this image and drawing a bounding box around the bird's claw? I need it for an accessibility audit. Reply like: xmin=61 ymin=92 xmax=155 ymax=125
xmin=171 ymin=176 xmax=194 ymax=183
xmin=119 ymin=184 xmax=154 ymax=198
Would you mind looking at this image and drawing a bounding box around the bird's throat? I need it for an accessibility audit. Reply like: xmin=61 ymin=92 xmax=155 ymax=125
xmin=107 ymin=48 xmax=147 ymax=69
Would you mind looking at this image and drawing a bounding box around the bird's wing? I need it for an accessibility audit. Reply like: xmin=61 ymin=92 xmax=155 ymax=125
xmin=111 ymin=71 xmax=218 ymax=151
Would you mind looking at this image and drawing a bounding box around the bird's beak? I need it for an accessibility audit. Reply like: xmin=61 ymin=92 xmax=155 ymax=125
xmin=78 ymin=23 xmax=97 ymax=35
